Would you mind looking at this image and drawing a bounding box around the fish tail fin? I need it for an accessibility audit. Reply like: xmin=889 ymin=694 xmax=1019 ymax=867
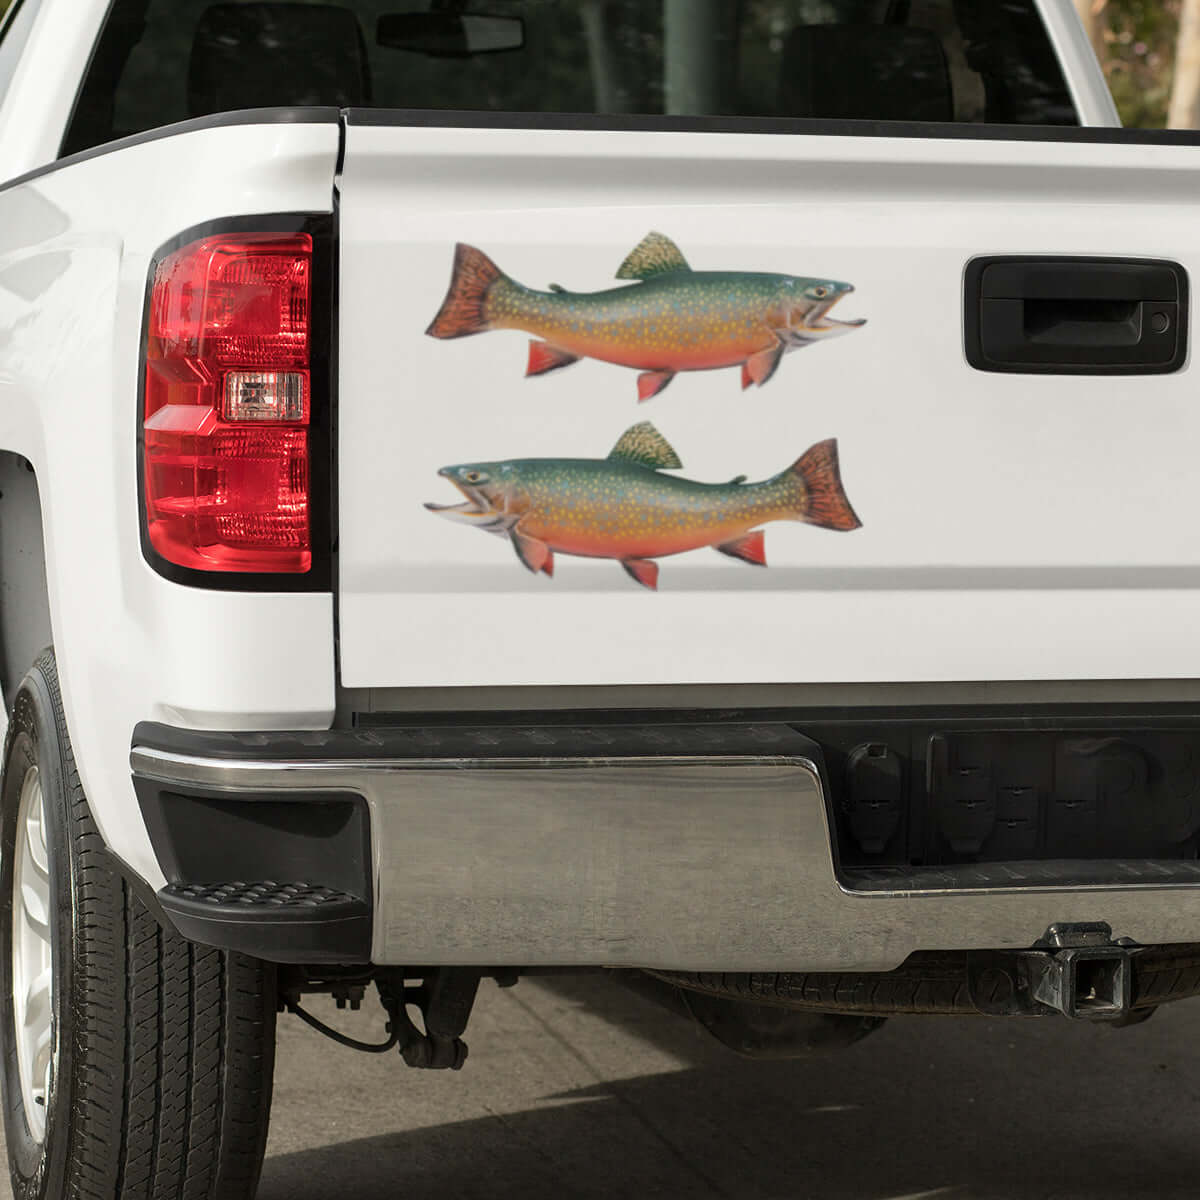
xmin=789 ymin=439 xmax=862 ymax=532
xmin=426 ymin=243 xmax=506 ymax=339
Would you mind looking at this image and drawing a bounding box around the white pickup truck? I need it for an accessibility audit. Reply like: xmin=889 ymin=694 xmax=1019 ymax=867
xmin=2 ymin=0 xmax=1199 ymax=1195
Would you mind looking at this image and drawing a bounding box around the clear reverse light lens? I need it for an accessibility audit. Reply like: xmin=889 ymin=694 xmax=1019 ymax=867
xmin=224 ymin=370 xmax=307 ymax=422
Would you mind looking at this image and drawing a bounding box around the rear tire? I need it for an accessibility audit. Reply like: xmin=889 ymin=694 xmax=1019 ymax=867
xmin=0 ymin=650 xmax=276 ymax=1199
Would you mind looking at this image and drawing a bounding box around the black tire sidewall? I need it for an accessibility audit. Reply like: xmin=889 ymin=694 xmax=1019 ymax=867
xmin=1 ymin=663 xmax=77 ymax=1198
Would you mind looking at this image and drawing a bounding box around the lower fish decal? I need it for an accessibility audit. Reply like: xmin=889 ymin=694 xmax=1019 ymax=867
xmin=426 ymin=232 xmax=866 ymax=402
xmin=425 ymin=423 xmax=862 ymax=590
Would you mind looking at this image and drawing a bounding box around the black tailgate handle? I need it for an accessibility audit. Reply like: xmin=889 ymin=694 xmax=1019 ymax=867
xmin=965 ymin=257 xmax=1188 ymax=375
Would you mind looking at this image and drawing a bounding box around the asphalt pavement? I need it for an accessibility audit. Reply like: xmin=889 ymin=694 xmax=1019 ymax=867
xmin=260 ymin=974 xmax=1200 ymax=1200
xmin=4 ymin=973 xmax=1200 ymax=1198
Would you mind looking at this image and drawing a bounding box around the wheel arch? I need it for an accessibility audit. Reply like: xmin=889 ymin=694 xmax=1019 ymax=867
xmin=0 ymin=452 xmax=51 ymax=713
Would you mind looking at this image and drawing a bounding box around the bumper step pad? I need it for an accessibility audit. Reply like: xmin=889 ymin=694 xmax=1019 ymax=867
xmin=159 ymin=881 xmax=370 ymax=964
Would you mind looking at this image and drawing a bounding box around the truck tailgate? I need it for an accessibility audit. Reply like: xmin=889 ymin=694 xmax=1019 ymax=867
xmin=335 ymin=117 xmax=1200 ymax=689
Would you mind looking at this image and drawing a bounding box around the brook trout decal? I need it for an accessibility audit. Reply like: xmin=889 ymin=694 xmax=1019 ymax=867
xmin=426 ymin=233 xmax=866 ymax=402
xmin=424 ymin=423 xmax=862 ymax=590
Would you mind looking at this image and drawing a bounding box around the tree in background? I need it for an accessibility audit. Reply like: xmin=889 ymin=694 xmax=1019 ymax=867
xmin=1075 ymin=0 xmax=1109 ymax=56
xmin=1169 ymin=0 xmax=1200 ymax=125
xmin=1073 ymin=0 xmax=1200 ymax=127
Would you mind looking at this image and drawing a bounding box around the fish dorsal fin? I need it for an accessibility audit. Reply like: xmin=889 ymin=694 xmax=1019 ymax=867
xmin=608 ymin=422 xmax=683 ymax=470
xmin=616 ymin=232 xmax=691 ymax=281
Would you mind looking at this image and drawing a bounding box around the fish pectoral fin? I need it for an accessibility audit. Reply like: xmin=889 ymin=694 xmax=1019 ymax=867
xmin=742 ymin=341 xmax=786 ymax=390
xmin=616 ymin=232 xmax=692 ymax=281
xmin=608 ymin=422 xmax=683 ymax=470
xmin=511 ymin=527 xmax=553 ymax=576
xmin=526 ymin=341 xmax=581 ymax=377
xmin=637 ymin=370 xmax=676 ymax=404
xmin=716 ymin=530 xmax=767 ymax=567
xmin=621 ymin=559 xmax=660 ymax=591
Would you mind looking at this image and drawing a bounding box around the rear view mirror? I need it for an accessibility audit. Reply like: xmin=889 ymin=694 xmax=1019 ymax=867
xmin=378 ymin=11 xmax=525 ymax=57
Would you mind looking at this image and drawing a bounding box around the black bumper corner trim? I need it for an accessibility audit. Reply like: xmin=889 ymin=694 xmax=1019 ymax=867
xmin=133 ymin=742 xmax=374 ymax=965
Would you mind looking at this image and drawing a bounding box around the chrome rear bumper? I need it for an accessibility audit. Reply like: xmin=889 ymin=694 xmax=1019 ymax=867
xmin=130 ymin=723 xmax=1200 ymax=971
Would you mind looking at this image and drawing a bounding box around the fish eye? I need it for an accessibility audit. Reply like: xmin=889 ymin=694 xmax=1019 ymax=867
xmin=809 ymin=285 xmax=831 ymax=299
xmin=462 ymin=469 xmax=487 ymax=484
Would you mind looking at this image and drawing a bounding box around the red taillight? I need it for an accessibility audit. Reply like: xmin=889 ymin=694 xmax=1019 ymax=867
xmin=143 ymin=232 xmax=313 ymax=573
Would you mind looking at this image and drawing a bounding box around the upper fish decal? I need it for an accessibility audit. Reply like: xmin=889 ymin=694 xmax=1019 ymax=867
xmin=424 ymin=422 xmax=862 ymax=590
xmin=426 ymin=232 xmax=866 ymax=402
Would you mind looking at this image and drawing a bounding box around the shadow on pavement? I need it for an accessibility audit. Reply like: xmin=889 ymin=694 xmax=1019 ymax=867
xmin=259 ymin=973 xmax=1200 ymax=1200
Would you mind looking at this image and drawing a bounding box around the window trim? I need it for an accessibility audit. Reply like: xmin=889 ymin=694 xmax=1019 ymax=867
xmin=58 ymin=0 xmax=118 ymax=160
xmin=0 ymin=0 xmax=23 ymax=39
xmin=0 ymin=106 xmax=341 ymax=193
xmin=343 ymin=106 xmax=1200 ymax=147
xmin=3 ymin=100 xmax=1200 ymax=199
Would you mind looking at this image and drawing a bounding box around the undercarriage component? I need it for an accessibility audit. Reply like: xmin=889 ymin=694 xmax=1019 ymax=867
xmin=287 ymin=999 xmax=400 ymax=1054
xmin=377 ymin=969 xmax=482 ymax=1070
xmin=280 ymin=967 xmax=398 ymax=1053
xmin=649 ymin=928 xmax=1200 ymax=1021
xmin=617 ymin=970 xmax=885 ymax=1057
xmin=280 ymin=967 xmax=482 ymax=1067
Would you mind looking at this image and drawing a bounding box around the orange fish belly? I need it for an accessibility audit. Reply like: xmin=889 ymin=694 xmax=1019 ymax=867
xmin=530 ymin=516 xmax=755 ymax=562
xmin=515 ymin=317 xmax=776 ymax=374
xmin=579 ymin=332 xmax=771 ymax=373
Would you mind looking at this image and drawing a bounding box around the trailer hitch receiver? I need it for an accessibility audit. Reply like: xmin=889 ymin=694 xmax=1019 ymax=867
xmin=1030 ymin=923 xmax=1137 ymax=1021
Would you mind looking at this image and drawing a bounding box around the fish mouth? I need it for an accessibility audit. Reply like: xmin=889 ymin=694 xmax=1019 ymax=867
xmin=796 ymin=292 xmax=867 ymax=336
xmin=424 ymin=475 xmax=506 ymax=526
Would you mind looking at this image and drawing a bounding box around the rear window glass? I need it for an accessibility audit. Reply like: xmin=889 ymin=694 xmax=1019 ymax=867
xmin=63 ymin=0 xmax=1078 ymax=156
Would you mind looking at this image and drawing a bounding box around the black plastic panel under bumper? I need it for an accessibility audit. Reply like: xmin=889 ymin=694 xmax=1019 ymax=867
xmin=132 ymin=752 xmax=374 ymax=964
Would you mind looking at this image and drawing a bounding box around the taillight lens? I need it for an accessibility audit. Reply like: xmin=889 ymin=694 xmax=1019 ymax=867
xmin=143 ymin=232 xmax=313 ymax=573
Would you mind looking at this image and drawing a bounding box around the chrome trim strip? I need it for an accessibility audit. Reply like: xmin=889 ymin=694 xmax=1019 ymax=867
xmin=130 ymin=747 xmax=811 ymax=787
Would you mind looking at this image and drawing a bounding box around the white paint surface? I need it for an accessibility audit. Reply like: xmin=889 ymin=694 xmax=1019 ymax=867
xmin=337 ymin=123 xmax=1200 ymax=688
